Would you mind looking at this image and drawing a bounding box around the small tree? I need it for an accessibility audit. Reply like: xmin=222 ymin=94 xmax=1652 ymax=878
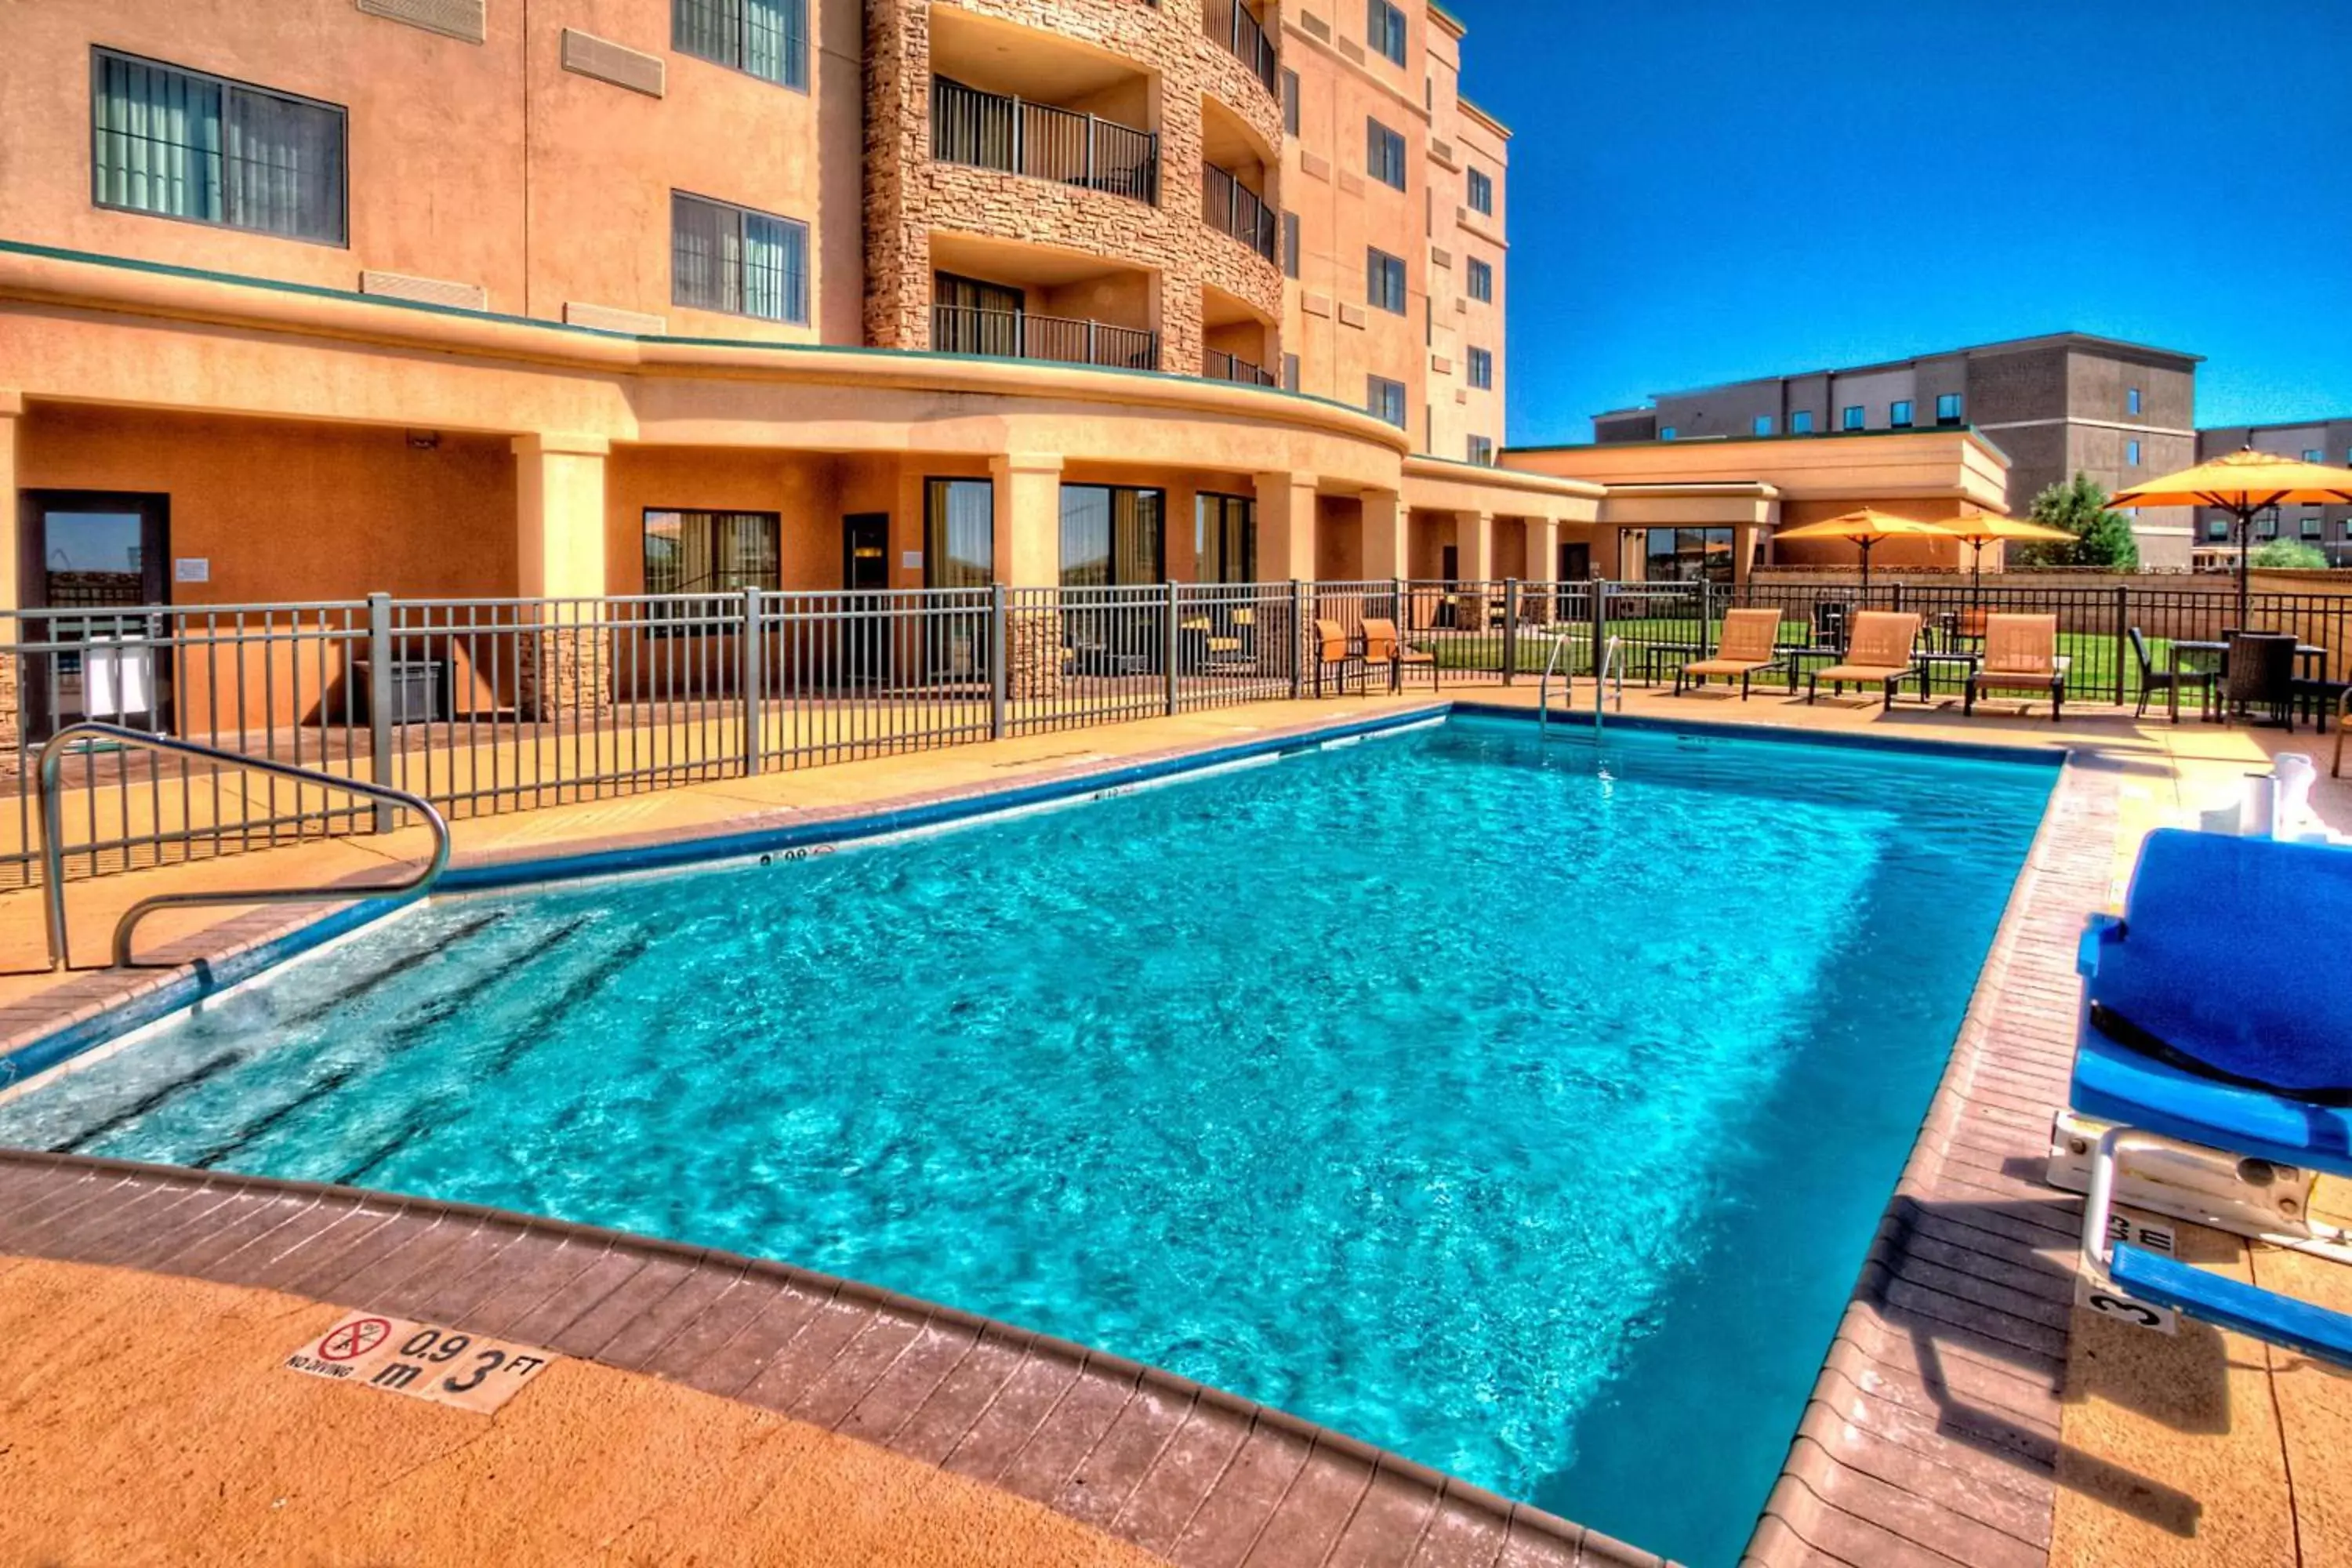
xmin=2016 ymin=472 xmax=2140 ymax=570
xmin=2250 ymin=539 xmax=2328 ymax=570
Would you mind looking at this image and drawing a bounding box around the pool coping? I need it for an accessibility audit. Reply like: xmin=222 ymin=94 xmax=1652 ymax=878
xmin=0 ymin=698 xmax=2097 ymax=1568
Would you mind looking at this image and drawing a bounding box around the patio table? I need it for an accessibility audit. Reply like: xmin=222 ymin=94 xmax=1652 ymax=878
xmin=2169 ymin=639 xmax=2328 ymax=724
xmin=1911 ymin=650 xmax=1981 ymax=702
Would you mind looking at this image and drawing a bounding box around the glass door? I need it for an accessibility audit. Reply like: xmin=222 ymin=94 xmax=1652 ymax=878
xmin=17 ymin=492 xmax=172 ymax=740
xmin=841 ymin=513 xmax=891 ymax=684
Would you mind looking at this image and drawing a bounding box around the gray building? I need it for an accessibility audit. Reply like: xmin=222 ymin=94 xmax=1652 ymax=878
xmin=2194 ymin=418 xmax=2352 ymax=568
xmin=1592 ymin=332 xmax=2203 ymax=568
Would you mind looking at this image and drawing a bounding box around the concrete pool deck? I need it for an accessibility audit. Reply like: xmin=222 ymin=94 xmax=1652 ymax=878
xmin=2 ymin=683 xmax=2349 ymax=1566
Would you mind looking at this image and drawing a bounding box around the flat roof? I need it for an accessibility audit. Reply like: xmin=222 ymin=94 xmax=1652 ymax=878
xmin=1617 ymin=329 xmax=2205 ymax=408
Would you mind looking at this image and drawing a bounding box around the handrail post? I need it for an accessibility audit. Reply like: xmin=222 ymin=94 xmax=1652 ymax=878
xmin=367 ymin=592 xmax=395 ymax=833
xmin=1290 ymin=579 xmax=1305 ymax=700
xmin=2113 ymin=583 xmax=2130 ymax=706
xmin=1502 ymin=578 xmax=1520 ymax=686
xmin=1085 ymin=111 xmax=1097 ymax=187
xmin=1591 ymin=575 xmax=1608 ymax=678
xmin=742 ymin=587 xmax=764 ymax=777
xmin=38 ymin=745 xmax=71 ymax=971
xmin=1164 ymin=581 xmax=1181 ymax=716
xmin=989 ymin=584 xmax=1008 ymax=740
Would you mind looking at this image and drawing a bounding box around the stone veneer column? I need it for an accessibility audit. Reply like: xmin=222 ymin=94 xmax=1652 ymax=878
xmin=992 ymin=452 xmax=1065 ymax=702
xmin=1454 ymin=510 xmax=1496 ymax=630
xmin=0 ymin=393 xmax=20 ymax=751
xmin=514 ymin=434 xmax=612 ymax=720
xmin=863 ymin=0 xmax=931 ymax=350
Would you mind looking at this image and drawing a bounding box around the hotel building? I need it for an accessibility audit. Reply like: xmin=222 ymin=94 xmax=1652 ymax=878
xmin=2194 ymin=416 xmax=2352 ymax=568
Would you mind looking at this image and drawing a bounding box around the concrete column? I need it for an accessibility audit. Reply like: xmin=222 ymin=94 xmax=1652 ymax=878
xmin=1523 ymin=514 xmax=1561 ymax=624
xmin=0 ymin=392 xmax=21 ymax=750
xmin=514 ymin=434 xmax=612 ymax=717
xmin=1459 ymin=510 xmax=1496 ymax=583
xmin=1254 ymin=471 xmax=1319 ymax=583
xmin=1360 ymin=488 xmax=1406 ymax=580
xmin=989 ymin=452 xmax=1063 ymax=588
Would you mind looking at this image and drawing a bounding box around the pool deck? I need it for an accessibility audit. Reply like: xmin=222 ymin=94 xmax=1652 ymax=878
xmin=2 ymin=682 xmax=2350 ymax=1566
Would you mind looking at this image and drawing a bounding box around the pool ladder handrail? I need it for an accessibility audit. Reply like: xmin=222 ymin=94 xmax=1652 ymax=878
xmin=1537 ymin=634 xmax=1624 ymax=741
xmin=36 ymin=720 xmax=452 ymax=972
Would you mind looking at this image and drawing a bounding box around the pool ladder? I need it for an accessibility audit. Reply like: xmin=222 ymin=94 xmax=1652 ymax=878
xmin=35 ymin=720 xmax=452 ymax=971
xmin=1538 ymin=634 xmax=1624 ymax=742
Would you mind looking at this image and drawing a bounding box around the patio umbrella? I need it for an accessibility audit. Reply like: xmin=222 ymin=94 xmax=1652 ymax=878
xmin=1933 ymin=514 xmax=2078 ymax=602
xmin=2110 ymin=448 xmax=2352 ymax=627
xmin=1770 ymin=510 xmax=1960 ymax=595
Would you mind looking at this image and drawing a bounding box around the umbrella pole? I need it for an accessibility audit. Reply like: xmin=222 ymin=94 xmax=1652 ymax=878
xmin=2238 ymin=508 xmax=2252 ymax=630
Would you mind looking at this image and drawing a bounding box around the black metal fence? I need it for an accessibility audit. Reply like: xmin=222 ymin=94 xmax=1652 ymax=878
xmin=1205 ymin=349 xmax=1279 ymax=387
xmin=931 ymin=77 xmax=1160 ymax=204
xmin=931 ymin=306 xmax=1160 ymax=372
xmin=1203 ymin=164 xmax=1279 ymax=263
xmin=1203 ymin=0 xmax=1280 ymax=94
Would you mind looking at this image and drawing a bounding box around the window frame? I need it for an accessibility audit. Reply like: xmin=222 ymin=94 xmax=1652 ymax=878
xmin=1467 ymin=347 xmax=1494 ymax=390
xmin=1367 ymin=375 xmax=1407 ymax=429
xmin=1467 ymin=435 xmax=1495 ymax=466
xmin=1465 ymin=257 xmax=1494 ymax=303
xmin=2127 ymin=386 xmax=2143 ymax=416
xmin=1841 ymin=406 xmax=1865 ymax=430
xmin=1751 ymin=415 xmax=1773 ymax=437
xmin=672 ymin=0 xmax=811 ymax=93
xmin=1936 ymin=392 xmax=1963 ymax=425
xmin=1642 ymin=526 xmax=1737 ymax=586
xmin=89 ymin=48 xmax=350 ymax=248
xmin=1058 ymin=485 xmax=1167 ymax=587
xmin=671 ymin=190 xmax=811 ymax=325
xmin=1467 ymin=168 xmax=1494 ymax=216
xmin=1790 ymin=411 xmax=1814 ymax=434
xmin=2126 ymin=439 xmax=2143 ymax=466
xmin=641 ymin=508 xmax=782 ymax=630
xmin=1367 ymin=247 xmax=1408 ymax=314
xmin=924 ymin=477 xmax=996 ymax=589
xmin=1282 ymin=210 xmax=1301 ymax=279
xmin=1368 ymin=118 xmax=1407 ymax=191
xmin=1195 ymin=492 xmax=1258 ymax=585
xmin=1282 ymin=69 xmax=1301 ymax=136
xmin=1889 ymin=399 xmax=1915 ymax=429
xmin=1367 ymin=0 xmax=1408 ymax=66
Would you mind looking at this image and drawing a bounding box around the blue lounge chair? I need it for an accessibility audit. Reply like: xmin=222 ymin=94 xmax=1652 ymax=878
xmin=2073 ymin=828 xmax=2352 ymax=1366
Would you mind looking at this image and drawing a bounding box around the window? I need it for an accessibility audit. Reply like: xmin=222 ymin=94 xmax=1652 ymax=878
xmin=1751 ymin=415 xmax=1773 ymax=437
xmin=673 ymin=0 xmax=809 ymax=90
xmin=1467 ymin=435 xmax=1495 ymax=466
xmin=2256 ymin=506 xmax=2280 ymax=539
xmin=1282 ymin=211 xmax=1301 ymax=279
xmin=2127 ymin=386 xmax=2143 ymax=416
xmin=1196 ymin=494 xmax=1256 ymax=583
xmin=2126 ymin=439 xmax=2142 ymax=466
xmin=2303 ymin=510 xmax=2325 ymax=540
xmin=1368 ymin=0 xmax=1407 ymax=66
xmin=1889 ymin=399 xmax=1914 ymax=428
xmin=1842 ymin=405 xmax=1865 ymax=430
xmin=1468 ymin=347 xmax=1494 ymax=390
xmin=1790 ymin=410 xmax=1814 ymax=434
xmin=1659 ymin=426 xmax=1679 ymax=441
xmin=1367 ymin=248 xmax=1407 ymax=313
xmin=1282 ymin=69 xmax=1301 ymax=136
xmin=1467 ymin=168 xmax=1494 ymax=216
xmin=1367 ymin=375 xmax=1407 ymax=428
xmin=2304 ymin=448 xmax=2325 ymax=463
xmin=672 ymin=192 xmax=809 ymax=322
xmin=1936 ymin=392 xmax=1963 ymax=425
xmin=1368 ymin=119 xmax=1406 ymax=190
xmin=1060 ymin=486 xmax=1165 ymax=586
xmin=2206 ymin=518 xmax=2230 ymax=542
xmin=91 ymin=51 xmax=347 ymax=245
xmin=1466 ymin=257 xmax=1494 ymax=303
xmin=924 ymin=479 xmax=994 ymax=587
xmin=1283 ymin=352 xmax=1301 ymax=393
xmin=643 ymin=511 xmax=780 ymax=612
xmin=1643 ymin=527 xmax=1737 ymax=586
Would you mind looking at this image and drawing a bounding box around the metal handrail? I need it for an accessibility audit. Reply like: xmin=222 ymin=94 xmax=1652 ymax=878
xmin=37 ymin=721 xmax=452 ymax=971
xmin=1595 ymin=635 xmax=1625 ymax=732
xmin=1537 ymin=625 xmax=1576 ymax=742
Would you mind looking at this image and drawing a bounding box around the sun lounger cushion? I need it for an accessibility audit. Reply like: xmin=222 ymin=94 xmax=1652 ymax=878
xmin=2077 ymin=829 xmax=2352 ymax=1111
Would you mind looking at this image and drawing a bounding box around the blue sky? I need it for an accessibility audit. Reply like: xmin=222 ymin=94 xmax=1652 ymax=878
xmin=1446 ymin=1 xmax=2352 ymax=446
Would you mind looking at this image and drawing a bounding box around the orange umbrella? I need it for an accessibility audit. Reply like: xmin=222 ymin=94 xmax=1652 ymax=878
xmin=2112 ymin=448 xmax=2352 ymax=624
xmin=1771 ymin=510 xmax=1958 ymax=593
xmin=1933 ymin=514 xmax=2079 ymax=600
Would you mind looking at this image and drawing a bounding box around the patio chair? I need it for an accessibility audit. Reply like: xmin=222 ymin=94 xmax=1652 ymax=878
xmin=1965 ymin=613 xmax=2070 ymax=721
xmin=1180 ymin=615 xmax=1252 ymax=675
xmin=1805 ymin=612 xmax=1922 ymax=711
xmin=1360 ymin=616 xmax=1439 ymax=693
xmin=2072 ymin=829 xmax=2352 ymax=1369
xmin=2129 ymin=626 xmax=2216 ymax=722
xmin=2226 ymin=631 xmax=2299 ymax=728
xmin=1310 ymin=618 xmax=1359 ymax=697
xmin=1674 ymin=608 xmax=1789 ymax=699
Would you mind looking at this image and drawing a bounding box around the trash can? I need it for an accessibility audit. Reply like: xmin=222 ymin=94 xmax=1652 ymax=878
xmin=354 ymin=659 xmax=443 ymax=725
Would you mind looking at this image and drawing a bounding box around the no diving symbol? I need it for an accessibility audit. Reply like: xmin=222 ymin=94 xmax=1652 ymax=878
xmin=319 ymin=1316 xmax=394 ymax=1363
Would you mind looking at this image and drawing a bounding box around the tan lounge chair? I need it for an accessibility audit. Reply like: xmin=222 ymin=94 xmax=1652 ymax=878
xmin=1311 ymin=618 xmax=1359 ymax=696
xmin=1806 ymin=611 xmax=1922 ymax=711
xmin=1360 ymin=616 xmax=1439 ymax=692
xmin=1675 ymin=608 xmax=1790 ymax=699
xmin=1966 ymin=613 xmax=2069 ymax=721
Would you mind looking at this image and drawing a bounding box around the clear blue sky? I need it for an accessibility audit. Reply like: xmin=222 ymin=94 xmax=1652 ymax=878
xmin=1446 ymin=1 xmax=2352 ymax=446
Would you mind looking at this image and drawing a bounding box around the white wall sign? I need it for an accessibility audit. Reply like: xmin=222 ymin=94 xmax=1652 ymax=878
xmin=173 ymin=557 xmax=211 ymax=583
xmin=902 ymin=551 xmax=923 ymax=570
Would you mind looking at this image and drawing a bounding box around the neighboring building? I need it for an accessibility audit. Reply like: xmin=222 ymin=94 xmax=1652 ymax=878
xmin=2194 ymin=418 xmax=2352 ymax=568
xmin=1507 ymin=428 xmax=2013 ymax=584
xmin=1591 ymin=332 xmax=2203 ymax=568
xmin=0 ymin=0 xmax=1589 ymax=690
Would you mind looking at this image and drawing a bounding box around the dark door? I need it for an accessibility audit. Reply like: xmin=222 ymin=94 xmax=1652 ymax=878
xmin=18 ymin=491 xmax=172 ymax=740
xmin=841 ymin=513 xmax=891 ymax=683
xmin=1439 ymin=545 xmax=1460 ymax=628
xmin=1559 ymin=542 xmax=1592 ymax=582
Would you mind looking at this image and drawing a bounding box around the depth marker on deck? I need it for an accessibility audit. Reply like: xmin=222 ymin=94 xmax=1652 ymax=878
xmin=287 ymin=1311 xmax=557 ymax=1414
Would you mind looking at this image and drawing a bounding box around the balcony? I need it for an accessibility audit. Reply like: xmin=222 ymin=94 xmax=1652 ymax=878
xmin=1205 ymin=350 xmax=1277 ymax=388
xmin=932 ymin=78 xmax=1160 ymax=205
xmin=1203 ymin=0 xmax=1279 ymax=96
xmin=933 ymin=305 xmax=1160 ymax=372
xmin=1203 ymin=165 xmax=1278 ymax=264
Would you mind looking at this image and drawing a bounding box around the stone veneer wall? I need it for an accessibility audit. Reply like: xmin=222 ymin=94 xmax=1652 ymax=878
xmin=865 ymin=0 xmax=1286 ymax=374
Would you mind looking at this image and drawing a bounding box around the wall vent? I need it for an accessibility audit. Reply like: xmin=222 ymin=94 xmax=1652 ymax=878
xmin=1338 ymin=170 xmax=1364 ymax=197
xmin=1302 ymin=292 xmax=1334 ymax=319
xmin=1430 ymin=246 xmax=1452 ymax=268
xmin=1300 ymin=151 xmax=1332 ymax=182
xmin=355 ymin=0 xmax=485 ymax=45
xmin=1301 ymin=12 xmax=1331 ymax=41
xmin=361 ymin=270 xmax=489 ymax=312
xmin=1339 ymin=38 xmax=1365 ymax=64
xmin=1431 ymin=137 xmax=1455 ymax=165
xmin=564 ymin=301 xmax=668 ymax=336
xmin=1338 ymin=303 xmax=1367 ymax=329
xmin=562 ymin=30 xmax=666 ymax=96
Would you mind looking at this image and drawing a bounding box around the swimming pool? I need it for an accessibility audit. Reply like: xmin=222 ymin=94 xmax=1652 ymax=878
xmin=0 ymin=714 xmax=2053 ymax=1566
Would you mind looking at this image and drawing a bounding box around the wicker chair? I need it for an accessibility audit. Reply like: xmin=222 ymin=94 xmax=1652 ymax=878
xmin=2226 ymin=632 xmax=2299 ymax=728
xmin=2129 ymin=626 xmax=2216 ymax=721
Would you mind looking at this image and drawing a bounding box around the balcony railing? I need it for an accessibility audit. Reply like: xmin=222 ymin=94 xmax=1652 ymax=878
xmin=1203 ymin=0 xmax=1279 ymax=96
xmin=931 ymin=77 xmax=1160 ymax=205
xmin=1205 ymin=350 xmax=1278 ymax=387
xmin=1203 ymin=165 xmax=1278 ymax=263
xmin=933 ymin=305 xmax=1160 ymax=372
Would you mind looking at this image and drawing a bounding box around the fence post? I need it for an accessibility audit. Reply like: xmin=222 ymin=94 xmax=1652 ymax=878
xmin=989 ymin=584 xmax=1008 ymax=740
xmin=1590 ymin=576 xmax=1608 ymax=676
xmin=1502 ymin=579 xmax=1520 ymax=686
xmin=741 ymin=588 xmax=764 ymax=777
xmin=1891 ymin=581 xmax=1905 ymax=615
xmin=1290 ymin=579 xmax=1305 ymax=700
xmin=2113 ymin=584 xmax=2131 ymax=706
xmin=365 ymin=593 xmax=396 ymax=833
xmin=1164 ymin=581 xmax=1181 ymax=716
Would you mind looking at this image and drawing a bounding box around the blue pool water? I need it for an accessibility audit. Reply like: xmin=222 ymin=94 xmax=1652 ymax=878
xmin=0 ymin=716 xmax=2053 ymax=1566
